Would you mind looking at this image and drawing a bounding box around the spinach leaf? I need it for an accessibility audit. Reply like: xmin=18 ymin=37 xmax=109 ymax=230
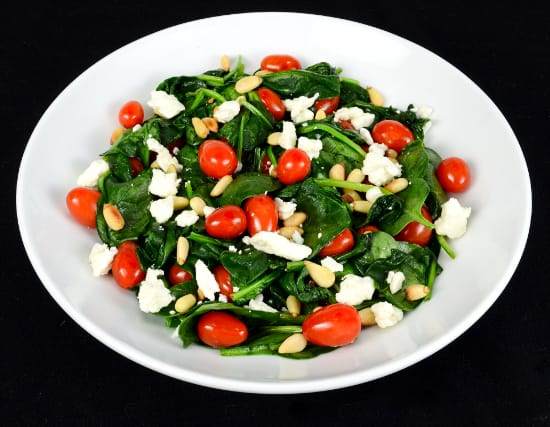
xmin=220 ymin=248 xmax=283 ymax=289
xmin=279 ymin=269 xmax=335 ymax=304
xmin=364 ymin=194 xmax=404 ymax=226
xmin=262 ymin=70 xmax=340 ymax=98
xmin=218 ymin=173 xmax=281 ymax=205
xmin=339 ymin=80 xmax=371 ymax=106
xmin=312 ymin=136 xmax=365 ymax=178
xmin=138 ymin=222 xmax=182 ymax=269
xmin=156 ymin=76 xmax=207 ymax=104
xmin=231 ymin=271 xmax=282 ymax=305
xmin=305 ymin=62 xmax=337 ymax=75
xmin=176 ymin=145 xmax=215 ymax=201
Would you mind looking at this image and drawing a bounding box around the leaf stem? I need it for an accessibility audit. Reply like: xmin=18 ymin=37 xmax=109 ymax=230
xmin=267 ymin=146 xmax=278 ymax=167
xmin=188 ymin=232 xmax=229 ymax=248
xmin=299 ymin=123 xmax=365 ymax=157
xmin=223 ymin=55 xmax=244 ymax=82
xmin=261 ymin=325 xmax=302 ymax=334
xmin=197 ymin=74 xmax=225 ymax=86
xmin=286 ymin=261 xmax=304 ymax=271
xmin=436 ymin=234 xmax=456 ymax=259
xmin=231 ymin=270 xmax=281 ymax=303
xmin=241 ymin=100 xmax=272 ymax=127
xmin=314 ymin=178 xmax=391 ymax=195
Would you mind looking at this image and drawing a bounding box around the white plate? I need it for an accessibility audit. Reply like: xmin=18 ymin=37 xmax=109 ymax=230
xmin=16 ymin=12 xmax=531 ymax=394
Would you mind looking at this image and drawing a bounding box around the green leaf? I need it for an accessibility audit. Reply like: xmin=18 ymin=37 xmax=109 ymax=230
xmin=279 ymin=269 xmax=335 ymax=304
xmin=305 ymin=62 xmax=337 ymax=75
xmin=220 ymin=248 xmax=284 ymax=290
xmin=339 ymin=80 xmax=371 ymax=106
xmin=156 ymin=76 xmax=207 ymax=104
xmin=218 ymin=173 xmax=281 ymax=205
xmin=262 ymin=70 xmax=340 ymax=98
xmin=137 ymin=222 xmax=182 ymax=269
xmin=231 ymin=270 xmax=283 ymax=305
xmin=364 ymin=194 xmax=404 ymax=227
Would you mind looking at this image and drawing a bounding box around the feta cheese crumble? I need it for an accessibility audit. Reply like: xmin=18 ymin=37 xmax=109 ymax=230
xmin=146 ymin=138 xmax=182 ymax=172
xmin=228 ymin=245 xmax=238 ymax=253
xmin=77 ymin=159 xmax=110 ymax=187
xmin=283 ymin=93 xmax=319 ymax=123
xmin=434 ymin=197 xmax=471 ymax=239
xmin=137 ymin=269 xmax=174 ymax=313
xmin=194 ymin=259 xmax=220 ymax=301
xmin=297 ymin=136 xmax=323 ymax=159
xmin=203 ymin=206 xmax=216 ymax=217
xmin=88 ymin=243 xmax=118 ymax=277
xmin=386 ymin=270 xmax=406 ymax=294
xmin=291 ymin=230 xmax=304 ymax=244
xmin=132 ymin=124 xmax=142 ymax=132
xmin=279 ymin=121 xmax=297 ymax=149
xmin=246 ymin=294 xmax=278 ymax=313
xmin=371 ymin=302 xmax=403 ymax=328
xmin=362 ymin=143 xmax=402 ymax=186
xmin=175 ymin=209 xmax=200 ymax=228
xmin=334 ymin=107 xmax=375 ymax=130
xmin=320 ymin=256 xmax=344 ymax=273
xmin=218 ymin=294 xmax=228 ymax=303
xmin=413 ymin=105 xmax=433 ymax=119
xmin=335 ymin=274 xmax=375 ymax=305
xmin=243 ymin=231 xmax=312 ymax=261
xmin=213 ymin=100 xmax=240 ymax=123
xmin=148 ymin=169 xmax=181 ymax=197
xmin=274 ymin=197 xmax=297 ymax=220
xmin=147 ymin=90 xmax=185 ymax=119
xmin=366 ymin=187 xmax=383 ymax=203
xmin=359 ymin=127 xmax=374 ymax=145
xmin=149 ymin=196 xmax=174 ymax=224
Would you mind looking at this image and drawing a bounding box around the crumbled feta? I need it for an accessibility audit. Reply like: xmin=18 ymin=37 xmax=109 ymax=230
xmin=147 ymin=90 xmax=185 ymax=119
xmin=218 ymin=294 xmax=228 ymax=303
xmin=366 ymin=187 xmax=383 ymax=203
xmin=137 ymin=269 xmax=174 ymax=313
xmin=291 ymin=230 xmax=304 ymax=244
xmin=88 ymin=243 xmax=118 ymax=277
xmin=297 ymin=136 xmax=323 ymax=159
xmin=274 ymin=198 xmax=296 ymax=220
xmin=203 ymin=206 xmax=216 ymax=217
xmin=335 ymin=274 xmax=375 ymax=305
xmin=279 ymin=121 xmax=297 ymax=149
xmin=242 ymin=231 xmax=312 ymax=261
xmin=146 ymin=138 xmax=182 ymax=172
xmin=132 ymin=124 xmax=142 ymax=132
xmin=213 ymin=100 xmax=240 ymax=123
xmin=320 ymin=256 xmax=344 ymax=272
xmin=362 ymin=144 xmax=402 ymax=186
xmin=371 ymin=301 xmax=403 ymax=328
xmin=317 ymin=232 xmax=323 ymax=238
xmin=413 ymin=105 xmax=433 ymax=119
xmin=246 ymin=294 xmax=277 ymax=312
xmin=434 ymin=197 xmax=471 ymax=239
xmin=283 ymin=93 xmax=319 ymax=123
xmin=333 ymin=107 xmax=375 ymax=130
xmin=175 ymin=209 xmax=200 ymax=228
xmin=195 ymin=259 xmax=220 ymax=301
xmin=235 ymin=161 xmax=243 ymax=172
xmin=386 ymin=270 xmax=406 ymax=294
xmin=149 ymin=196 xmax=174 ymax=224
xmin=148 ymin=169 xmax=181 ymax=197
xmin=359 ymin=127 xmax=374 ymax=145
xmin=228 ymin=245 xmax=238 ymax=253
xmin=77 ymin=159 xmax=110 ymax=187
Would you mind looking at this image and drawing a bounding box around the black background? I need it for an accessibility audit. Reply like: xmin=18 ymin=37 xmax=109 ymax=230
xmin=2 ymin=1 xmax=549 ymax=425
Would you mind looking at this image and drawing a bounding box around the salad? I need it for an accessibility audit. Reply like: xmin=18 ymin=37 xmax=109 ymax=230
xmin=66 ymin=54 xmax=472 ymax=358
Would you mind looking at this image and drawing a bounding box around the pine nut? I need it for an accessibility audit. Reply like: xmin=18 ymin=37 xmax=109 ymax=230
xmin=197 ymin=288 xmax=205 ymax=301
xmin=389 ymin=157 xmax=399 ymax=165
xmin=315 ymin=109 xmax=326 ymax=120
xmin=358 ymin=308 xmax=376 ymax=326
xmin=386 ymin=148 xmax=398 ymax=159
xmin=367 ymin=86 xmax=384 ymax=106
xmin=347 ymin=168 xmax=365 ymax=183
xmin=150 ymin=161 xmax=160 ymax=169
xmin=103 ymin=204 xmax=125 ymax=231
xmin=267 ymin=132 xmax=281 ymax=146
xmin=176 ymin=236 xmax=189 ymax=265
xmin=342 ymin=190 xmax=361 ymax=203
xmin=220 ymin=55 xmax=230 ymax=71
xmin=207 ymin=98 xmax=215 ymax=104
xmin=190 ymin=197 xmax=206 ymax=216
xmin=173 ymin=196 xmax=189 ymax=210
xmin=192 ymin=117 xmax=209 ymax=138
xmin=175 ymin=293 xmax=196 ymax=314
xmin=385 ymin=178 xmax=409 ymax=193
xmin=210 ymin=175 xmax=233 ymax=197
xmin=278 ymin=333 xmax=307 ymax=354
xmin=202 ymin=117 xmax=218 ymax=133
xmin=255 ymin=70 xmax=272 ymax=77
xmin=304 ymin=261 xmax=335 ymax=288
xmin=235 ymin=75 xmax=263 ymax=94
xmin=405 ymin=284 xmax=430 ymax=301
xmin=110 ymin=127 xmax=124 ymax=145
xmin=312 ymin=306 xmax=323 ymax=312
xmin=329 ymin=163 xmax=346 ymax=181
xmin=352 ymin=200 xmax=373 ymax=213
xmin=166 ymin=164 xmax=177 ymax=174
xmin=283 ymin=212 xmax=307 ymax=227
xmin=286 ymin=295 xmax=301 ymax=317
xmin=279 ymin=226 xmax=304 ymax=239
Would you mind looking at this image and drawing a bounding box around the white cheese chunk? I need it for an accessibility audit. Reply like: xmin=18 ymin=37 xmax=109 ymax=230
xmin=434 ymin=197 xmax=471 ymax=239
xmin=335 ymin=274 xmax=375 ymax=306
xmin=246 ymin=294 xmax=277 ymax=313
xmin=132 ymin=124 xmax=142 ymax=132
xmin=148 ymin=169 xmax=181 ymax=197
xmin=320 ymin=256 xmax=344 ymax=273
xmin=242 ymin=231 xmax=312 ymax=261
xmin=88 ymin=243 xmax=118 ymax=277
xmin=279 ymin=121 xmax=297 ymax=149
xmin=195 ymin=259 xmax=220 ymax=301
xmin=149 ymin=196 xmax=174 ymax=224
xmin=137 ymin=269 xmax=174 ymax=313
xmin=175 ymin=209 xmax=200 ymax=228
xmin=218 ymin=294 xmax=228 ymax=303
xmin=213 ymin=100 xmax=240 ymax=123
xmin=146 ymin=138 xmax=182 ymax=172
xmin=77 ymin=159 xmax=110 ymax=187
xmin=362 ymin=144 xmax=402 ymax=186
xmin=291 ymin=230 xmax=304 ymax=244
xmin=147 ymin=90 xmax=185 ymax=119
xmin=366 ymin=187 xmax=384 ymax=203
xmin=333 ymin=107 xmax=375 ymax=130
xmin=228 ymin=245 xmax=238 ymax=253
xmin=386 ymin=270 xmax=406 ymax=294
xmin=413 ymin=105 xmax=433 ymax=119
xmin=371 ymin=301 xmax=403 ymax=328
xmin=359 ymin=127 xmax=374 ymax=145
xmin=283 ymin=93 xmax=319 ymax=123
xmin=274 ymin=197 xmax=297 ymax=220
xmin=297 ymin=136 xmax=323 ymax=159
xmin=203 ymin=206 xmax=216 ymax=217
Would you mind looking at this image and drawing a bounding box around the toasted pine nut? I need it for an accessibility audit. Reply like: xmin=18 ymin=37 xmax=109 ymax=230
xmin=283 ymin=212 xmax=307 ymax=227
xmin=329 ymin=163 xmax=346 ymax=181
xmin=313 ymin=306 xmax=323 ymax=312
xmin=236 ymin=95 xmax=247 ymax=105
xmin=386 ymin=148 xmax=398 ymax=159
xmin=304 ymin=261 xmax=335 ymax=288
xmin=202 ymin=117 xmax=218 ymax=133
xmin=286 ymin=295 xmax=301 ymax=317
xmin=192 ymin=117 xmax=209 ymax=138
xmin=166 ymin=164 xmax=177 ymax=174
xmin=197 ymin=288 xmax=205 ymax=301
xmin=342 ymin=190 xmax=361 ymax=203
xmin=103 ymin=204 xmax=125 ymax=231
xmin=389 ymin=157 xmax=399 ymax=164
xmin=150 ymin=161 xmax=160 ymax=169
xmin=385 ymin=178 xmax=409 ymax=193
xmin=347 ymin=168 xmax=365 ymax=183
xmin=279 ymin=226 xmax=304 ymax=239
xmin=267 ymin=132 xmax=281 ymax=146
xmin=315 ymin=109 xmax=326 ymax=120
xmin=190 ymin=197 xmax=206 ymax=216
xmin=176 ymin=236 xmax=189 ymax=265
xmin=220 ymin=55 xmax=230 ymax=71
xmin=255 ymin=70 xmax=272 ymax=77
xmin=173 ymin=196 xmax=189 ymax=210
xmin=358 ymin=308 xmax=376 ymax=326
xmin=207 ymin=98 xmax=215 ymax=104
xmin=235 ymin=75 xmax=262 ymax=94
xmin=175 ymin=294 xmax=196 ymax=314
xmin=367 ymin=86 xmax=384 ymax=106
xmin=278 ymin=333 xmax=307 ymax=354
xmin=110 ymin=127 xmax=124 ymax=145
xmin=405 ymin=284 xmax=430 ymax=301
xmin=352 ymin=200 xmax=373 ymax=213
xmin=210 ymin=175 xmax=233 ymax=197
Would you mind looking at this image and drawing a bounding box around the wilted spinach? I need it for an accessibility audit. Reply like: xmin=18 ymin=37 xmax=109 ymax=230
xmin=219 ymin=173 xmax=281 ymax=205
xmin=339 ymin=79 xmax=371 ymax=106
xmin=279 ymin=268 xmax=335 ymax=304
xmin=262 ymin=69 xmax=340 ymax=98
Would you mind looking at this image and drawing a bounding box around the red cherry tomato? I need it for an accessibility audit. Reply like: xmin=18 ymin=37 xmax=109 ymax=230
xmin=213 ymin=265 xmax=233 ymax=299
xmin=357 ymin=225 xmax=379 ymax=235
xmin=118 ymin=100 xmax=144 ymax=129
xmin=168 ymin=264 xmax=193 ymax=286
xmin=129 ymin=157 xmax=144 ymax=176
xmin=260 ymin=154 xmax=273 ymax=175
xmin=197 ymin=311 xmax=248 ymax=348
xmin=244 ymin=195 xmax=279 ymax=236
xmin=257 ymin=88 xmax=286 ymax=121
xmin=314 ymin=96 xmax=340 ymax=114
xmin=276 ymin=148 xmax=311 ymax=185
xmin=436 ymin=157 xmax=471 ymax=193
xmin=205 ymin=206 xmax=247 ymax=239
xmin=395 ymin=206 xmax=433 ymax=246
xmin=167 ymin=138 xmax=184 ymax=155
xmin=66 ymin=187 xmax=101 ymax=228
xmin=319 ymin=228 xmax=355 ymax=257
xmin=302 ymin=304 xmax=361 ymax=347
xmin=112 ymin=241 xmax=145 ymax=289
xmin=198 ymin=140 xmax=238 ymax=179
xmin=339 ymin=119 xmax=354 ymax=130
xmin=260 ymin=54 xmax=301 ymax=72
xmin=372 ymin=120 xmax=414 ymax=153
